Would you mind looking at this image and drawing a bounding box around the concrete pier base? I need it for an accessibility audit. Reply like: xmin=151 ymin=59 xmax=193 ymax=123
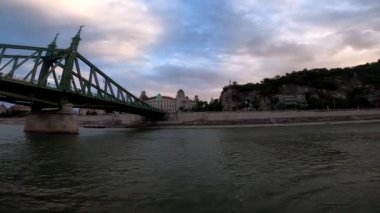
xmin=24 ymin=104 xmax=78 ymax=134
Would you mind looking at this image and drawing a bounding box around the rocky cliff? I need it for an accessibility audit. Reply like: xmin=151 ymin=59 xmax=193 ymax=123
xmin=220 ymin=60 xmax=380 ymax=111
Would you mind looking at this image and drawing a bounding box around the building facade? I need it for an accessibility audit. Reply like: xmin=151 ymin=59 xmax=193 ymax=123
xmin=144 ymin=93 xmax=177 ymax=111
xmin=140 ymin=89 xmax=196 ymax=112
xmin=276 ymin=85 xmax=308 ymax=109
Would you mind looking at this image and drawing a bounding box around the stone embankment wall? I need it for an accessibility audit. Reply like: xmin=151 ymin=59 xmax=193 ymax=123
xmin=77 ymin=113 xmax=143 ymax=127
xmin=78 ymin=109 xmax=380 ymax=127
xmin=2 ymin=109 xmax=380 ymax=127
xmin=162 ymin=109 xmax=380 ymax=125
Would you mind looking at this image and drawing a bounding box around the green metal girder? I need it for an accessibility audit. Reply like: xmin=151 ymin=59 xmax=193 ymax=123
xmin=0 ymin=30 xmax=165 ymax=120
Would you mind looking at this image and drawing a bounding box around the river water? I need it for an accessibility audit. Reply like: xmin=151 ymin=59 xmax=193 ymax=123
xmin=0 ymin=123 xmax=380 ymax=212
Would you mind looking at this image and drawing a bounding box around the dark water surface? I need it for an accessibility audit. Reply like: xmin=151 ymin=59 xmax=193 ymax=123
xmin=0 ymin=123 xmax=380 ymax=212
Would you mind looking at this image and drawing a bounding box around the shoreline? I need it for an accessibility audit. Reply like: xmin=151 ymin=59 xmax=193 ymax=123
xmin=1 ymin=109 xmax=380 ymax=129
xmin=148 ymin=119 xmax=380 ymax=129
xmin=2 ymin=119 xmax=380 ymax=129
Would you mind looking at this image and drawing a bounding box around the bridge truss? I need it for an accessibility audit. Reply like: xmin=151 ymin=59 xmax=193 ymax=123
xmin=0 ymin=28 xmax=164 ymax=119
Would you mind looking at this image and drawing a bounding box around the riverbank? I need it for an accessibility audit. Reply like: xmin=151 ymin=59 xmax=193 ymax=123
xmin=152 ymin=119 xmax=380 ymax=129
xmin=150 ymin=110 xmax=380 ymax=128
xmin=1 ymin=109 xmax=380 ymax=128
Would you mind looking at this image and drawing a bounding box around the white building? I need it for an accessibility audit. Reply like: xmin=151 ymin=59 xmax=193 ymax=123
xmin=276 ymin=85 xmax=308 ymax=108
xmin=140 ymin=89 xmax=196 ymax=112
xmin=143 ymin=93 xmax=177 ymax=111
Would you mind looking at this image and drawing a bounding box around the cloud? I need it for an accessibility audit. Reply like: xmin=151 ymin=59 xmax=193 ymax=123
xmin=138 ymin=52 xmax=264 ymax=100
xmin=1 ymin=0 xmax=380 ymax=101
xmin=79 ymin=1 xmax=163 ymax=62
xmin=1 ymin=0 xmax=162 ymax=62
xmin=294 ymin=0 xmax=380 ymax=28
xmin=135 ymin=0 xmax=380 ymax=99
xmin=340 ymin=30 xmax=380 ymax=50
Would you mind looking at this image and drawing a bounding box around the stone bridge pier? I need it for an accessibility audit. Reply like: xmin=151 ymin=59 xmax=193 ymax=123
xmin=24 ymin=104 xmax=78 ymax=134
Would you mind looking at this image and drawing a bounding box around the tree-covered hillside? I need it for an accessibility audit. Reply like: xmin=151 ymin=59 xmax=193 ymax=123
xmin=220 ymin=60 xmax=380 ymax=110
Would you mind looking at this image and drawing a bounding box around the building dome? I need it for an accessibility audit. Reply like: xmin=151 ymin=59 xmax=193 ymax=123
xmin=176 ymin=89 xmax=185 ymax=99
xmin=140 ymin=91 xmax=148 ymax=100
xmin=156 ymin=93 xmax=162 ymax=101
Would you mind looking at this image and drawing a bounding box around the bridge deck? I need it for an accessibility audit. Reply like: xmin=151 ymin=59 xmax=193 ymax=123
xmin=0 ymin=77 xmax=165 ymax=120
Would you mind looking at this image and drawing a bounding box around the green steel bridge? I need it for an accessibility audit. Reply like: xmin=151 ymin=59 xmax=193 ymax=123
xmin=0 ymin=27 xmax=165 ymax=120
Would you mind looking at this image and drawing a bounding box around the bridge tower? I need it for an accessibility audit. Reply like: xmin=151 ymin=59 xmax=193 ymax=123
xmin=37 ymin=33 xmax=59 ymax=87
xmin=24 ymin=28 xmax=85 ymax=134
xmin=60 ymin=25 xmax=82 ymax=92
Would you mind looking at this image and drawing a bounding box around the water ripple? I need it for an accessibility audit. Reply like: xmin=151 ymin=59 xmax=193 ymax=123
xmin=0 ymin=123 xmax=380 ymax=212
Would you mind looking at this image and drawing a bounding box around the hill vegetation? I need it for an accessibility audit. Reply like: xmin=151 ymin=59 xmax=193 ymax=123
xmin=220 ymin=60 xmax=380 ymax=111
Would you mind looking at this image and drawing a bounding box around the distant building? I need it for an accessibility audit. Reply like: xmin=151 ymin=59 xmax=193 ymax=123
xmin=140 ymin=89 xmax=196 ymax=112
xmin=142 ymin=93 xmax=176 ymax=111
xmin=194 ymin=95 xmax=199 ymax=102
xmin=176 ymin=89 xmax=196 ymax=111
xmin=140 ymin=91 xmax=149 ymax=100
xmin=276 ymin=85 xmax=308 ymax=109
xmin=277 ymin=94 xmax=306 ymax=106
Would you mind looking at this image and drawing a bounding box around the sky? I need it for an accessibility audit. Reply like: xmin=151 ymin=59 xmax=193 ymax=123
xmin=0 ymin=0 xmax=379 ymax=101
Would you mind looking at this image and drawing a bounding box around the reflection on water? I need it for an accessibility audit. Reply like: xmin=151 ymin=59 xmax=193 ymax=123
xmin=0 ymin=123 xmax=380 ymax=212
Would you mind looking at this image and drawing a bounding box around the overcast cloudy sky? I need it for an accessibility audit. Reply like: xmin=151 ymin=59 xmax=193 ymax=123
xmin=1 ymin=0 xmax=379 ymax=100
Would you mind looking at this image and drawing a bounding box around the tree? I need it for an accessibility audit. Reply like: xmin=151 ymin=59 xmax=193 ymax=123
xmin=208 ymin=99 xmax=222 ymax=111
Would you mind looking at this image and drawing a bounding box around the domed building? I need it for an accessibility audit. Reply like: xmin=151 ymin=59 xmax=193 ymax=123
xmin=176 ymin=89 xmax=185 ymax=99
xmin=175 ymin=89 xmax=194 ymax=111
xmin=141 ymin=89 xmax=196 ymax=112
xmin=139 ymin=91 xmax=148 ymax=100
